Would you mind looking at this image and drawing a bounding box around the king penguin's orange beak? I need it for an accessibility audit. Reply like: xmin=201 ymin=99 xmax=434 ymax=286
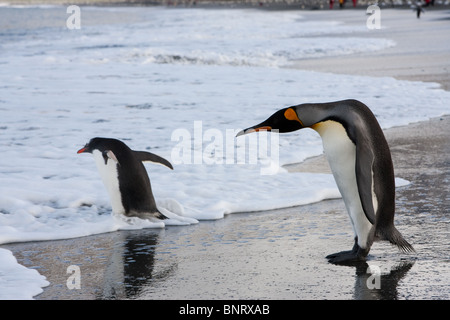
xmin=236 ymin=126 xmax=272 ymax=137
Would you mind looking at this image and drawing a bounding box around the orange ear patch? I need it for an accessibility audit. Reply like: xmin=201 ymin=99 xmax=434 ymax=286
xmin=284 ymin=108 xmax=304 ymax=126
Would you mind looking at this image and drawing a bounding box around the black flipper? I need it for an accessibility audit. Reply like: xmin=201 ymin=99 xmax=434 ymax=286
xmin=133 ymin=151 xmax=173 ymax=170
xmin=355 ymin=140 xmax=376 ymax=225
xmin=102 ymin=150 xmax=120 ymax=165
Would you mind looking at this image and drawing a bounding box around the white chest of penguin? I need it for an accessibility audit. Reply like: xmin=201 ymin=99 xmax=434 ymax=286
xmin=92 ymin=150 xmax=126 ymax=215
xmin=312 ymin=121 xmax=361 ymax=210
xmin=311 ymin=120 xmax=376 ymax=249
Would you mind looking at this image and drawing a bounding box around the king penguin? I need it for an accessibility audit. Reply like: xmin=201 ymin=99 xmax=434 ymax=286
xmin=77 ymin=137 xmax=173 ymax=220
xmin=237 ymin=99 xmax=414 ymax=264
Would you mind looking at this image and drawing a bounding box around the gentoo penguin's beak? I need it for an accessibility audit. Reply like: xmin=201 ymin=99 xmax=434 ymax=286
xmin=77 ymin=145 xmax=89 ymax=154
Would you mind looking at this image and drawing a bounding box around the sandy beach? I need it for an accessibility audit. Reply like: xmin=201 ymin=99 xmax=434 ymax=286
xmin=1 ymin=4 xmax=449 ymax=301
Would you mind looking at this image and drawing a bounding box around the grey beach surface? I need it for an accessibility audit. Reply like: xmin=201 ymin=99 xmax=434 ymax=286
xmin=2 ymin=5 xmax=449 ymax=300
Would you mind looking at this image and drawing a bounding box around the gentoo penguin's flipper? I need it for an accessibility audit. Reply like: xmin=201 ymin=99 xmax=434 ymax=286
xmin=355 ymin=142 xmax=376 ymax=225
xmin=101 ymin=150 xmax=120 ymax=165
xmin=133 ymin=151 xmax=173 ymax=170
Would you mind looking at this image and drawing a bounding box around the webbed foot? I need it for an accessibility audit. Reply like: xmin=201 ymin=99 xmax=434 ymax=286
xmin=326 ymin=239 xmax=369 ymax=265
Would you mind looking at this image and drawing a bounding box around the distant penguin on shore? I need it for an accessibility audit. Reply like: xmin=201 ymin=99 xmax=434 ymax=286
xmin=237 ymin=99 xmax=414 ymax=264
xmin=77 ymin=137 xmax=173 ymax=220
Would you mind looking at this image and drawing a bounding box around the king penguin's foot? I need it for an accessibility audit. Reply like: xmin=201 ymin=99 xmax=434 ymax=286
xmin=326 ymin=241 xmax=369 ymax=265
xmin=326 ymin=249 xmax=366 ymax=265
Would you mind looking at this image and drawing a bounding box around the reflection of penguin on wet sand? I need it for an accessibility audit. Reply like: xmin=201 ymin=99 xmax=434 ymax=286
xmin=237 ymin=99 xmax=415 ymax=264
xmin=77 ymin=137 xmax=173 ymax=221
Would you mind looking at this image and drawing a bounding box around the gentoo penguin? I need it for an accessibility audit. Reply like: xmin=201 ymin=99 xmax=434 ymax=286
xmin=77 ymin=137 xmax=173 ymax=220
xmin=237 ymin=99 xmax=414 ymax=264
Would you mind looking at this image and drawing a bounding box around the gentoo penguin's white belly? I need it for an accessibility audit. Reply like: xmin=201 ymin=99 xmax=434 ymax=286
xmin=312 ymin=121 xmax=372 ymax=248
xmin=92 ymin=150 xmax=125 ymax=215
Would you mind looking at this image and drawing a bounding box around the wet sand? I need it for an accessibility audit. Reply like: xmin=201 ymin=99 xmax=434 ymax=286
xmin=2 ymin=6 xmax=449 ymax=301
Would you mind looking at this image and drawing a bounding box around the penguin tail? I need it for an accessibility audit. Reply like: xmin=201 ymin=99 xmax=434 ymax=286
xmin=155 ymin=209 xmax=168 ymax=220
xmin=375 ymin=224 xmax=415 ymax=253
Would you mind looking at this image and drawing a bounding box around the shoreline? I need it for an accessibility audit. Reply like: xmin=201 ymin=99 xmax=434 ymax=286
xmin=4 ymin=115 xmax=448 ymax=300
xmin=4 ymin=114 xmax=448 ymax=299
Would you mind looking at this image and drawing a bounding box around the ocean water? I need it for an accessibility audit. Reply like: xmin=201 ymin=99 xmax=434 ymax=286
xmin=0 ymin=5 xmax=448 ymax=299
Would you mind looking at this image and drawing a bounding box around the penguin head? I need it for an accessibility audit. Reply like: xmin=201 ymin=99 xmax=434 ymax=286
xmin=236 ymin=107 xmax=304 ymax=137
xmin=77 ymin=138 xmax=94 ymax=154
xmin=77 ymin=137 xmax=123 ymax=165
xmin=77 ymin=137 xmax=112 ymax=154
